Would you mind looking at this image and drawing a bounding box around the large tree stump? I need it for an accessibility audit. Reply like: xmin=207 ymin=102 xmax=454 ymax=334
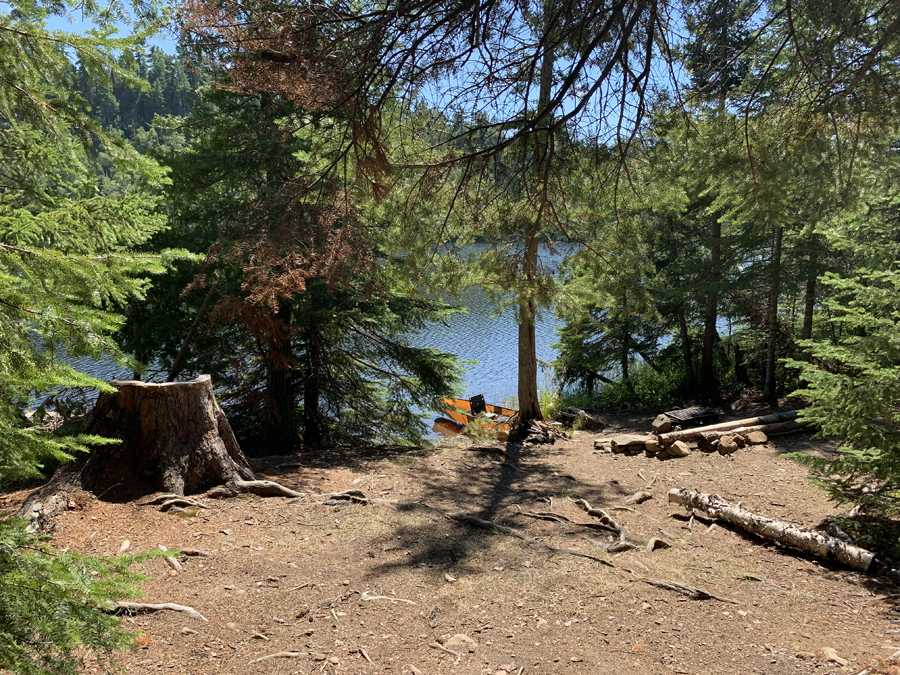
xmin=20 ymin=376 xmax=256 ymax=530
xmin=79 ymin=375 xmax=256 ymax=496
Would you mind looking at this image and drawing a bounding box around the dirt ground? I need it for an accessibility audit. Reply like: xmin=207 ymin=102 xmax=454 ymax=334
xmin=4 ymin=410 xmax=900 ymax=675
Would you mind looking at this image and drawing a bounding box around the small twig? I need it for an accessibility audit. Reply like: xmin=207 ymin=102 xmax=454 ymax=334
xmin=359 ymin=647 xmax=374 ymax=664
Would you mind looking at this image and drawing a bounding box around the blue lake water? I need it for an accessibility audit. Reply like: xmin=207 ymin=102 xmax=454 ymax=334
xmin=60 ymin=244 xmax=569 ymax=423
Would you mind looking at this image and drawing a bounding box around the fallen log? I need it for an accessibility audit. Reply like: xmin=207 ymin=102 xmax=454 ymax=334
xmin=691 ymin=420 xmax=806 ymax=444
xmin=657 ymin=411 xmax=801 ymax=444
xmin=668 ymin=488 xmax=880 ymax=573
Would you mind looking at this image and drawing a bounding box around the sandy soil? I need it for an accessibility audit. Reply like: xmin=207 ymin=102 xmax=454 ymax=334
xmin=4 ymin=411 xmax=900 ymax=675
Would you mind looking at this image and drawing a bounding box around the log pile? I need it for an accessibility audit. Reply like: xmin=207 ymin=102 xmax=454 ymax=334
xmin=645 ymin=410 xmax=806 ymax=459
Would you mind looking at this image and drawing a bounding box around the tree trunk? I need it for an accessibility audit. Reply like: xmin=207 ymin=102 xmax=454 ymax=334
xmin=733 ymin=342 xmax=751 ymax=385
xmin=517 ymin=286 xmax=542 ymax=421
xmin=517 ymin=5 xmax=554 ymax=423
xmin=667 ymin=489 xmax=879 ymax=573
xmin=265 ymin=299 xmax=296 ymax=450
xmin=303 ymin=313 xmax=323 ymax=446
xmin=19 ymin=376 xmax=256 ymax=529
xmin=678 ymin=305 xmax=696 ymax=388
xmin=700 ymin=220 xmax=721 ymax=389
xmin=167 ymin=282 xmax=218 ymax=382
xmin=762 ymin=225 xmax=784 ymax=403
xmin=801 ymin=251 xmax=817 ymax=341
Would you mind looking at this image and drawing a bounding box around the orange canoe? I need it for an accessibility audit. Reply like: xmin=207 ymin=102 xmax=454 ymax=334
xmin=437 ymin=395 xmax=518 ymax=435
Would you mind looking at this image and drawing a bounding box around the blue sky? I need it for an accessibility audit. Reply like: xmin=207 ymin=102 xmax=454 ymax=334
xmin=44 ymin=12 xmax=177 ymax=53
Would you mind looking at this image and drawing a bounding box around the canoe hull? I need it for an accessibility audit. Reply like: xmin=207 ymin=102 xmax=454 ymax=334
xmin=441 ymin=397 xmax=518 ymax=433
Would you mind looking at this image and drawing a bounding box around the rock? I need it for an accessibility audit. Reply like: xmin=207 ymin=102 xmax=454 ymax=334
xmin=444 ymin=573 xmax=457 ymax=583
xmin=607 ymin=541 xmax=637 ymax=553
xmin=646 ymin=537 xmax=671 ymax=551
xmin=441 ymin=633 xmax=477 ymax=653
xmin=644 ymin=438 xmax=662 ymax=454
xmin=651 ymin=414 xmax=672 ymax=434
xmin=697 ymin=435 xmax=718 ymax=452
xmin=667 ymin=441 xmax=692 ymax=458
xmin=655 ymin=450 xmax=671 ymax=459
xmin=746 ymin=431 xmax=768 ymax=445
xmin=625 ymin=491 xmax=653 ymax=505
xmin=717 ymin=435 xmax=739 ymax=455
xmin=611 ymin=434 xmax=648 ymax=453
xmin=733 ymin=434 xmax=747 ymax=447
xmin=820 ymin=647 xmax=849 ymax=667
xmin=593 ymin=439 xmax=611 ymax=452
xmin=794 ymin=652 xmax=816 ymax=661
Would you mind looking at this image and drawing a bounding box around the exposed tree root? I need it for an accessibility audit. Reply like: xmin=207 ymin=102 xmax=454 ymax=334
xmin=317 ymin=490 xmax=735 ymax=602
xmin=634 ymin=577 xmax=739 ymax=604
xmin=205 ymin=479 xmax=304 ymax=499
xmin=109 ymin=601 xmax=208 ymax=621
xmin=248 ymin=651 xmax=304 ymax=665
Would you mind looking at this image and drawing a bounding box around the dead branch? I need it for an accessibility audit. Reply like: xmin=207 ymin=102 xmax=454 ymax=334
xmin=668 ymin=488 xmax=880 ymax=573
xmin=248 ymin=651 xmax=304 ymax=665
xmin=360 ymin=591 xmax=417 ymax=605
xmin=109 ymin=601 xmax=208 ymax=622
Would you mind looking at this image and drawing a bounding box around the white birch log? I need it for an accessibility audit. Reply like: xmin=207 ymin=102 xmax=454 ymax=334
xmin=667 ymin=488 xmax=878 ymax=572
xmin=692 ymin=421 xmax=807 ymax=443
xmin=657 ymin=411 xmax=801 ymax=444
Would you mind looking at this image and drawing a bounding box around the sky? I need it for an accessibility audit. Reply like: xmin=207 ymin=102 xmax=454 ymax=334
xmin=44 ymin=11 xmax=178 ymax=53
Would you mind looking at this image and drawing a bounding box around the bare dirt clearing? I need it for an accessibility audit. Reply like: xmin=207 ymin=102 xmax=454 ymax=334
xmin=4 ymin=413 xmax=899 ymax=675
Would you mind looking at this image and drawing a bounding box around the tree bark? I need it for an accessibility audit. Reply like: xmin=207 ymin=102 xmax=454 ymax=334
xmin=167 ymin=282 xmax=218 ymax=382
xmin=700 ymin=219 xmax=721 ymax=389
xmin=667 ymin=489 xmax=879 ymax=573
xmin=19 ymin=375 xmax=256 ymax=530
xmin=762 ymin=225 xmax=784 ymax=403
xmin=79 ymin=375 xmax=256 ymax=496
xmin=265 ymin=299 xmax=296 ymax=450
xmin=517 ymin=4 xmax=554 ymax=423
xmin=677 ymin=305 xmax=696 ymax=388
xmin=801 ymin=251 xmax=817 ymax=341
xmin=303 ymin=312 xmax=323 ymax=446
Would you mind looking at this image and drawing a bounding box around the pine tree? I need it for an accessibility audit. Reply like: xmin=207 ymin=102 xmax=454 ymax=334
xmin=0 ymin=0 xmax=189 ymax=669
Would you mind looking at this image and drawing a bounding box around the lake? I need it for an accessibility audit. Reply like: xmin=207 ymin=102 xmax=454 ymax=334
xmin=62 ymin=244 xmax=568 ymax=422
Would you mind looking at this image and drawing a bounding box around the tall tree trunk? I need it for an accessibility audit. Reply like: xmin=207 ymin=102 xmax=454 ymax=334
xmin=762 ymin=225 xmax=784 ymax=403
xmin=801 ymin=251 xmax=818 ymax=341
xmin=517 ymin=4 xmax=554 ymax=423
xmin=265 ymin=299 xmax=296 ymax=451
xmin=131 ymin=301 xmax=142 ymax=381
xmin=678 ymin=304 xmax=695 ymax=388
xmin=700 ymin=219 xmax=721 ymax=389
xmin=303 ymin=313 xmax=323 ymax=447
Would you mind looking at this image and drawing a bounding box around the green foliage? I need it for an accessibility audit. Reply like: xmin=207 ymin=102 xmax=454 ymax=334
xmin=562 ymin=360 xmax=692 ymax=414
xmin=0 ymin=518 xmax=150 ymax=675
xmin=0 ymin=0 xmax=190 ymax=672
